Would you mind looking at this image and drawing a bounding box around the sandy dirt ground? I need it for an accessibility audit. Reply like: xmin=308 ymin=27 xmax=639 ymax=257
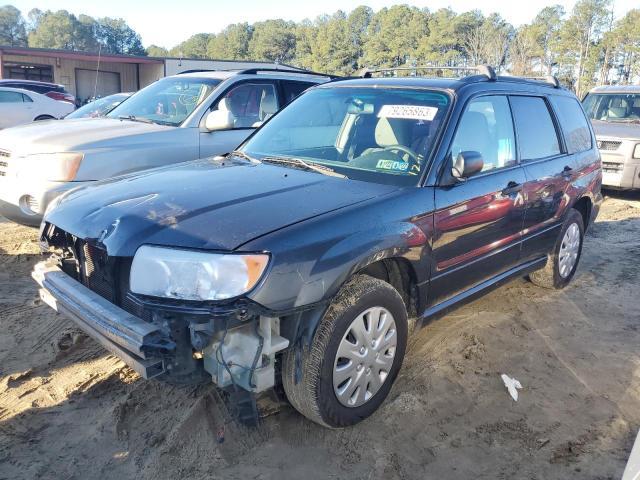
xmin=0 ymin=192 xmax=639 ymax=480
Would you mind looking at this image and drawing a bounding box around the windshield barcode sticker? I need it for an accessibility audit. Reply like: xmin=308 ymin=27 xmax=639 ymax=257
xmin=378 ymin=105 xmax=438 ymax=121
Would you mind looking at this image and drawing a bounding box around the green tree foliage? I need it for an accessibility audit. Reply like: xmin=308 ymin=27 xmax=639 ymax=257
xmin=96 ymin=17 xmax=146 ymax=55
xmin=0 ymin=5 xmax=27 ymax=46
xmin=2 ymin=3 xmax=640 ymax=91
xmin=7 ymin=7 xmax=146 ymax=56
xmin=249 ymin=19 xmax=297 ymax=62
xmin=207 ymin=23 xmax=252 ymax=60
xmin=362 ymin=5 xmax=428 ymax=67
xmin=146 ymin=45 xmax=169 ymax=57
xmin=28 ymin=9 xmax=97 ymax=50
xmin=170 ymin=33 xmax=212 ymax=58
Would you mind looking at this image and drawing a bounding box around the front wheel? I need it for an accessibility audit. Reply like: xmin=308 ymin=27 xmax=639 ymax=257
xmin=529 ymin=208 xmax=584 ymax=289
xmin=282 ymin=274 xmax=408 ymax=428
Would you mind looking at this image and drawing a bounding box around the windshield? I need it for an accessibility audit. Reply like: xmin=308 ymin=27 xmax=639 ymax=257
xmin=582 ymin=93 xmax=640 ymax=123
xmin=66 ymin=94 xmax=130 ymax=119
xmin=107 ymin=77 xmax=220 ymax=126
xmin=241 ymin=86 xmax=450 ymax=186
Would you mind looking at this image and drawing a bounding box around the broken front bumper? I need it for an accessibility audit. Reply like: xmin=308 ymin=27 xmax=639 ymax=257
xmin=32 ymin=260 xmax=173 ymax=379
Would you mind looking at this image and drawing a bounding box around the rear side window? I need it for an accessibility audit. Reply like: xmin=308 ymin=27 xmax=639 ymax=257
xmin=551 ymin=96 xmax=592 ymax=154
xmin=450 ymin=95 xmax=516 ymax=172
xmin=510 ymin=96 xmax=561 ymax=160
xmin=0 ymin=91 xmax=25 ymax=103
xmin=282 ymin=81 xmax=315 ymax=104
xmin=22 ymin=93 xmax=33 ymax=102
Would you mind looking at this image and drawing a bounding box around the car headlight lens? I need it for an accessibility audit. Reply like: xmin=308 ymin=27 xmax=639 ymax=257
xmin=17 ymin=152 xmax=83 ymax=181
xmin=634 ymin=144 xmax=640 ymax=159
xmin=130 ymin=246 xmax=270 ymax=301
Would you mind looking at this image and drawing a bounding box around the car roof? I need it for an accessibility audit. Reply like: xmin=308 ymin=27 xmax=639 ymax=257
xmin=588 ymin=85 xmax=640 ymax=94
xmin=0 ymin=86 xmax=37 ymax=95
xmin=0 ymin=79 xmax=63 ymax=88
xmin=171 ymin=69 xmax=331 ymax=83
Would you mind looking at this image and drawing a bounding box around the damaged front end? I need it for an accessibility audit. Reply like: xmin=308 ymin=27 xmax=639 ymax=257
xmin=35 ymin=223 xmax=290 ymax=394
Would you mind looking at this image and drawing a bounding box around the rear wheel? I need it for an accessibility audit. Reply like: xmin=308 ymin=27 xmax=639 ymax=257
xmin=34 ymin=115 xmax=55 ymax=121
xmin=529 ymin=208 xmax=584 ymax=289
xmin=282 ymin=274 xmax=408 ymax=428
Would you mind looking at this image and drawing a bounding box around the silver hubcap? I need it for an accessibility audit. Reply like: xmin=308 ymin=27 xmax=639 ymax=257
xmin=558 ymin=223 xmax=580 ymax=278
xmin=333 ymin=306 xmax=397 ymax=408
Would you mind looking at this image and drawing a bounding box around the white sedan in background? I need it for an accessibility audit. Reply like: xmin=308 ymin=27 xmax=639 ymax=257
xmin=0 ymin=87 xmax=75 ymax=129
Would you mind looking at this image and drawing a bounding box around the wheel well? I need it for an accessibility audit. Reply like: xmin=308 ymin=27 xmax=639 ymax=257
xmin=358 ymin=257 xmax=419 ymax=317
xmin=573 ymin=196 xmax=592 ymax=230
xmin=34 ymin=115 xmax=54 ymax=121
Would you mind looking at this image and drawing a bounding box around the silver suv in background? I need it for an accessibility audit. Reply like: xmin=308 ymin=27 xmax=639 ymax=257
xmin=0 ymin=69 xmax=330 ymax=226
xmin=583 ymin=85 xmax=640 ymax=190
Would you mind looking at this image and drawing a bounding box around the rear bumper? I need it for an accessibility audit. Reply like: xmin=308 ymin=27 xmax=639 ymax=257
xmin=32 ymin=260 xmax=172 ymax=378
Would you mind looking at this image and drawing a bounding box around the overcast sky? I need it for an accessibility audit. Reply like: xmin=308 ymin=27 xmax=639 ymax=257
xmin=8 ymin=0 xmax=639 ymax=49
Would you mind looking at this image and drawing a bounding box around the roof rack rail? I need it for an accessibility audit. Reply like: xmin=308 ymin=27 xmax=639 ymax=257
xmin=357 ymin=65 xmax=497 ymax=81
xmin=515 ymin=75 xmax=561 ymax=88
xmin=233 ymin=67 xmax=341 ymax=79
xmin=176 ymin=67 xmax=340 ymax=79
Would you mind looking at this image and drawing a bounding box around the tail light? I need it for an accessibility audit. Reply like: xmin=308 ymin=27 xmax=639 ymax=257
xmin=45 ymin=91 xmax=76 ymax=104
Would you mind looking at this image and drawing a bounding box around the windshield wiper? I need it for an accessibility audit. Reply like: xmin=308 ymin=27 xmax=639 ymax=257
xmin=228 ymin=150 xmax=258 ymax=163
xmin=261 ymin=156 xmax=347 ymax=179
xmin=117 ymin=115 xmax=154 ymax=124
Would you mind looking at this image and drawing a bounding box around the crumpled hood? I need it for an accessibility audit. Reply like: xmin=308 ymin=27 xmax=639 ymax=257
xmin=0 ymin=118 xmax=172 ymax=155
xmin=45 ymin=158 xmax=398 ymax=256
xmin=591 ymin=120 xmax=640 ymax=141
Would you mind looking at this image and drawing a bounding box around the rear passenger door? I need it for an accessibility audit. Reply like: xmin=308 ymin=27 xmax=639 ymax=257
xmin=430 ymin=95 xmax=527 ymax=304
xmin=510 ymin=95 xmax=577 ymax=262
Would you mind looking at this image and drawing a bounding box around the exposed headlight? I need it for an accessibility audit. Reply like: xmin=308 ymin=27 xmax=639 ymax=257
xmin=634 ymin=144 xmax=640 ymax=159
xmin=17 ymin=152 xmax=83 ymax=181
xmin=130 ymin=245 xmax=270 ymax=301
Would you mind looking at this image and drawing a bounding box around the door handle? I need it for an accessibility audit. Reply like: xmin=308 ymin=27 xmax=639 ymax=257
xmin=561 ymin=166 xmax=573 ymax=179
xmin=501 ymin=181 xmax=522 ymax=195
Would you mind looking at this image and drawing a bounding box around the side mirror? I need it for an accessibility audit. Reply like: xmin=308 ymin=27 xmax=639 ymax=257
xmin=204 ymin=109 xmax=234 ymax=132
xmin=452 ymin=151 xmax=483 ymax=180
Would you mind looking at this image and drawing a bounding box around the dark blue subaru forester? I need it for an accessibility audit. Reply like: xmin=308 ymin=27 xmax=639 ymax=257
xmin=35 ymin=66 xmax=602 ymax=427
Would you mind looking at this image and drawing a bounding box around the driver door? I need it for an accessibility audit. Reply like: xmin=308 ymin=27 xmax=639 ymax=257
xmin=199 ymin=81 xmax=280 ymax=158
xmin=429 ymin=95 xmax=526 ymax=305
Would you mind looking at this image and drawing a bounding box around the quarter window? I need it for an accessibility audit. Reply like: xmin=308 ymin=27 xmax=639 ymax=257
xmin=552 ymin=96 xmax=592 ymax=154
xmin=450 ymin=95 xmax=516 ymax=173
xmin=510 ymin=96 xmax=561 ymax=160
xmin=212 ymin=83 xmax=278 ymax=128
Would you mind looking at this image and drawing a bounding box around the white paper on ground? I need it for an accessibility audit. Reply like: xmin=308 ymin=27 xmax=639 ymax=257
xmin=622 ymin=429 xmax=640 ymax=480
xmin=501 ymin=374 xmax=522 ymax=401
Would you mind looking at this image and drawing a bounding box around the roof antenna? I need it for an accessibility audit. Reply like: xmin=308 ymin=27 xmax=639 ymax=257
xmin=92 ymin=43 xmax=102 ymax=101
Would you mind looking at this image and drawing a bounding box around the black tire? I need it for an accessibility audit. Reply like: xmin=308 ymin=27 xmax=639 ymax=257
xmin=529 ymin=208 xmax=584 ymax=289
xmin=34 ymin=115 xmax=55 ymax=121
xmin=282 ymin=274 xmax=408 ymax=428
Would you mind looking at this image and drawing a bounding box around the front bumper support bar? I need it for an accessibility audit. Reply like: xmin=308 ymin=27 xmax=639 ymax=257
xmin=32 ymin=261 xmax=168 ymax=379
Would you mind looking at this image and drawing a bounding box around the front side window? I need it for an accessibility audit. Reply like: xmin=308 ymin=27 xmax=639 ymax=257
xmin=241 ymin=86 xmax=451 ymax=186
xmin=108 ymin=77 xmax=220 ymax=126
xmin=211 ymin=82 xmax=278 ymax=128
xmin=0 ymin=91 xmax=25 ymax=103
xmin=450 ymin=95 xmax=516 ymax=173
xmin=554 ymin=96 xmax=593 ymax=154
xmin=510 ymin=96 xmax=561 ymax=160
